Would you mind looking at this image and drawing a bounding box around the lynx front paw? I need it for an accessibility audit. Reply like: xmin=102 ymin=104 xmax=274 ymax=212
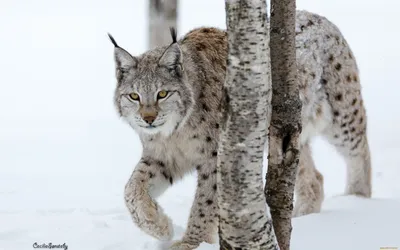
xmin=168 ymin=240 xmax=200 ymax=250
xmin=128 ymin=197 xmax=174 ymax=241
xmin=168 ymin=230 xmax=216 ymax=250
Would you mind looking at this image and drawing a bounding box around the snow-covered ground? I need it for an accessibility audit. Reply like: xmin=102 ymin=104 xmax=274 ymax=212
xmin=1 ymin=0 xmax=399 ymax=249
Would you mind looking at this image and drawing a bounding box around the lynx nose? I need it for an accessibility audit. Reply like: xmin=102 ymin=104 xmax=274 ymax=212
xmin=143 ymin=115 xmax=156 ymax=125
xmin=140 ymin=107 xmax=158 ymax=125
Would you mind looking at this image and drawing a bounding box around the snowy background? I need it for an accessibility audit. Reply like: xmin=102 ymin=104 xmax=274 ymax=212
xmin=1 ymin=0 xmax=399 ymax=249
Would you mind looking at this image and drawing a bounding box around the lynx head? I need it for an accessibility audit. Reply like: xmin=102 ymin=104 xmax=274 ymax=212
xmin=109 ymin=28 xmax=194 ymax=136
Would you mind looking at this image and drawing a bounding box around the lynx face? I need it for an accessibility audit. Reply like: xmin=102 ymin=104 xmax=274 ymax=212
xmin=110 ymin=35 xmax=194 ymax=136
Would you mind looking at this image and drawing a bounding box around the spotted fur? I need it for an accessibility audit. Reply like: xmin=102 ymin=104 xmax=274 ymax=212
xmin=110 ymin=10 xmax=371 ymax=249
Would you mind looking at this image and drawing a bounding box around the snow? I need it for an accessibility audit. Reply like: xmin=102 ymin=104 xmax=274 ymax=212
xmin=1 ymin=0 xmax=399 ymax=249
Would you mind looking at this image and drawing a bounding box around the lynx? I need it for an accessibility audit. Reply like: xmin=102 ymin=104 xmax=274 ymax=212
xmin=109 ymin=10 xmax=371 ymax=250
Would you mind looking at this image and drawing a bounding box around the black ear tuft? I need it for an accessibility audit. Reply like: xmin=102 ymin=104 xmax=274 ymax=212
xmin=108 ymin=33 xmax=119 ymax=48
xmin=169 ymin=27 xmax=177 ymax=44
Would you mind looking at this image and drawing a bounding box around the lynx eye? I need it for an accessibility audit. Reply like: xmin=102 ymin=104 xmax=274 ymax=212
xmin=157 ymin=90 xmax=168 ymax=99
xmin=129 ymin=93 xmax=140 ymax=101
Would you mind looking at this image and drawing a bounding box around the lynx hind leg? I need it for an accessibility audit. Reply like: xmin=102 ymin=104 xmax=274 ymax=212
xmin=321 ymin=43 xmax=372 ymax=197
xmin=322 ymin=93 xmax=372 ymax=198
xmin=124 ymin=159 xmax=174 ymax=241
xmin=293 ymin=143 xmax=324 ymax=217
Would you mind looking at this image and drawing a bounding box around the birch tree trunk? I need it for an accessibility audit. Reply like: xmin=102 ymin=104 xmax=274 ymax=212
xmin=217 ymin=0 xmax=278 ymax=249
xmin=264 ymin=0 xmax=301 ymax=249
xmin=148 ymin=0 xmax=178 ymax=49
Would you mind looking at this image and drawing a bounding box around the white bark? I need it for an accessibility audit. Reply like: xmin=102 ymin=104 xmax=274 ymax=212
xmin=217 ymin=0 xmax=278 ymax=249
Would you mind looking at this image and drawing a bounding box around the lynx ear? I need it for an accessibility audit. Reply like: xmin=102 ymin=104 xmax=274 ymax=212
xmin=158 ymin=28 xmax=183 ymax=76
xmin=108 ymin=33 xmax=137 ymax=72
